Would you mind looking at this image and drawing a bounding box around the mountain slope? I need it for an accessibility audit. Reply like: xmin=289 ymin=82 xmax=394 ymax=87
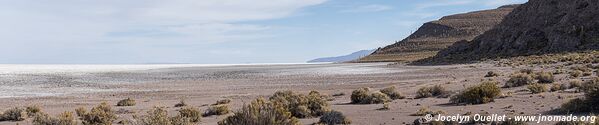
xmin=429 ymin=0 xmax=599 ymax=63
xmin=308 ymin=49 xmax=375 ymax=63
xmin=358 ymin=5 xmax=517 ymax=62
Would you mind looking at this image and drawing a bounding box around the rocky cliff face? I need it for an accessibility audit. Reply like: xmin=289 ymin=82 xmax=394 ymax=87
xmin=434 ymin=0 xmax=599 ymax=62
xmin=358 ymin=5 xmax=517 ymax=62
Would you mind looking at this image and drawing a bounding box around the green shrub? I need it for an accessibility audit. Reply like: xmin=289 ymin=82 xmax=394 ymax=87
xmin=80 ymin=102 xmax=117 ymax=125
xmin=536 ymin=72 xmax=555 ymax=83
xmin=485 ymin=71 xmax=500 ymax=77
xmin=416 ymin=85 xmax=448 ymax=98
xmin=269 ymin=90 xmax=330 ymax=118
xmin=450 ymin=81 xmax=501 ymax=104
xmin=379 ymin=86 xmax=405 ymax=100
xmin=26 ymin=105 xmax=42 ymax=117
xmin=117 ymin=98 xmax=136 ymax=106
xmin=505 ymin=73 xmax=535 ymax=87
xmin=178 ymin=106 xmax=201 ymax=123
xmin=203 ymin=105 xmax=230 ymax=117
xmin=32 ymin=111 xmax=76 ymax=125
xmin=350 ymin=88 xmax=370 ymax=104
xmin=318 ymin=110 xmax=351 ymax=125
xmin=214 ymin=99 xmax=231 ymax=105
xmin=218 ymin=98 xmax=300 ymax=125
xmin=0 ymin=107 xmax=27 ymax=121
xmin=527 ymin=83 xmax=548 ymax=94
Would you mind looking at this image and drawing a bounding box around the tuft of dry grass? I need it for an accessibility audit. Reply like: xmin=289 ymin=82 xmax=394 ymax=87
xmin=416 ymin=85 xmax=448 ymax=98
xmin=26 ymin=105 xmax=42 ymax=117
xmin=317 ymin=110 xmax=351 ymax=125
xmin=485 ymin=71 xmax=500 ymax=77
xmin=505 ymin=73 xmax=535 ymax=87
xmin=269 ymin=90 xmax=330 ymax=118
xmin=527 ymin=83 xmax=548 ymax=94
xmin=203 ymin=105 xmax=230 ymax=117
xmin=117 ymin=98 xmax=136 ymax=106
xmin=174 ymin=100 xmax=187 ymax=107
xmin=350 ymin=88 xmax=370 ymax=104
xmin=177 ymin=106 xmax=201 ymax=123
xmin=379 ymin=86 xmax=405 ymax=100
xmin=412 ymin=107 xmax=445 ymax=116
xmin=451 ymin=81 xmax=501 ymax=104
xmin=0 ymin=107 xmax=27 ymax=121
xmin=213 ymin=99 xmax=231 ymax=105
xmin=535 ymin=71 xmax=554 ymax=83
xmin=32 ymin=111 xmax=76 ymax=125
xmin=79 ymin=102 xmax=117 ymax=125
xmin=218 ymin=98 xmax=300 ymax=125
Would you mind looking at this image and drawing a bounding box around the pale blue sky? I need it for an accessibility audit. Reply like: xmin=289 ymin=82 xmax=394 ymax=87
xmin=0 ymin=0 xmax=527 ymax=64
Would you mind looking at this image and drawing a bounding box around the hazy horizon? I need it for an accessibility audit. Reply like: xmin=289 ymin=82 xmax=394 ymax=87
xmin=0 ymin=0 xmax=527 ymax=64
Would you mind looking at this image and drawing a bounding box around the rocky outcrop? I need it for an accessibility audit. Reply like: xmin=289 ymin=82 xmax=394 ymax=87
xmin=433 ymin=0 xmax=599 ymax=63
xmin=358 ymin=5 xmax=517 ymax=62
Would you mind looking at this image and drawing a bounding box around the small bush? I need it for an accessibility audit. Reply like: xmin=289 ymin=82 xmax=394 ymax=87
xmin=214 ymin=99 xmax=231 ymax=105
xmin=350 ymin=88 xmax=370 ymax=104
xmin=416 ymin=85 xmax=448 ymax=98
xmin=174 ymin=100 xmax=187 ymax=107
xmin=32 ymin=111 xmax=76 ymax=125
xmin=203 ymin=105 xmax=230 ymax=117
xmin=1 ymin=107 xmax=27 ymax=121
xmin=368 ymin=91 xmax=391 ymax=104
xmin=569 ymin=79 xmax=584 ymax=89
xmin=117 ymin=98 xmax=136 ymax=106
xmin=505 ymin=73 xmax=535 ymax=87
xmin=485 ymin=71 xmax=500 ymax=77
xmin=527 ymin=83 xmax=548 ymax=94
xmin=450 ymin=81 xmax=501 ymax=104
xmin=318 ymin=110 xmax=351 ymax=125
xmin=379 ymin=86 xmax=405 ymax=100
xmin=218 ymin=98 xmax=300 ymax=125
xmin=550 ymin=83 xmax=567 ymax=92
xmin=137 ymin=107 xmax=172 ymax=125
xmin=269 ymin=90 xmax=330 ymax=118
xmin=80 ymin=102 xmax=117 ymax=125
xmin=178 ymin=106 xmax=201 ymax=123
xmin=535 ymin=72 xmax=555 ymax=83
xmin=26 ymin=105 xmax=42 ymax=117
xmin=570 ymin=70 xmax=584 ymax=78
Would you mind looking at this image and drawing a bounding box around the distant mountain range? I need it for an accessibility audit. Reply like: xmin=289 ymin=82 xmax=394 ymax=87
xmin=308 ymin=49 xmax=375 ymax=63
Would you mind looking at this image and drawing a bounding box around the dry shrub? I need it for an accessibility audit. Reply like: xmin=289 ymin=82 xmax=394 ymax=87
xmin=412 ymin=107 xmax=445 ymax=116
xmin=32 ymin=111 xmax=76 ymax=125
xmin=505 ymin=73 xmax=535 ymax=87
xmin=269 ymin=90 xmax=330 ymax=118
xmin=214 ymin=99 xmax=231 ymax=105
xmin=117 ymin=98 xmax=136 ymax=106
xmin=369 ymin=91 xmax=391 ymax=104
xmin=450 ymin=81 xmax=501 ymax=104
xmin=485 ymin=71 xmax=500 ymax=77
xmin=570 ymin=70 xmax=584 ymax=78
xmin=26 ymin=105 xmax=42 ymax=117
xmin=519 ymin=69 xmax=534 ymax=74
xmin=174 ymin=100 xmax=187 ymax=107
xmin=75 ymin=107 xmax=86 ymax=117
xmin=535 ymin=71 xmax=555 ymax=83
xmin=416 ymin=85 xmax=448 ymax=98
xmin=0 ymin=107 xmax=27 ymax=121
xmin=318 ymin=110 xmax=351 ymax=125
xmin=203 ymin=105 xmax=230 ymax=117
xmin=177 ymin=106 xmax=201 ymax=123
xmin=570 ymin=79 xmax=584 ymax=89
xmin=136 ymin=107 xmax=172 ymax=125
xmin=79 ymin=102 xmax=117 ymax=125
xmin=550 ymin=83 xmax=567 ymax=92
xmin=218 ymin=98 xmax=300 ymax=125
xmin=350 ymin=88 xmax=370 ymax=104
xmin=379 ymin=86 xmax=405 ymax=100
xmin=527 ymin=83 xmax=548 ymax=94
xmin=580 ymin=77 xmax=599 ymax=92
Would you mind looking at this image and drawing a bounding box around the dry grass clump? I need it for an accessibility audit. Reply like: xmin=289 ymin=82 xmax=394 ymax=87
xmin=569 ymin=79 xmax=584 ymax=89
xmin=412 ymin=107 xmax=445 ymax=116
xmin=177 ymin=106 xmax=201 ymax=123
xmin=26 ymin=105 xmax=42 ymax=117
xmin=0 ymin=107 xmax=27 ymax=121
xmin=203 ymin=105 xmax=230 ymax=117
xmin=218 ymin=98 xmax=300 ymax=125
xmin=78 ymin=102 xmax=117 ymax=125
xmin=32 ymin=111 xmax=76 ymax=125
xmin=269 ymin=90 xmax=330 ymax=118
xmin=379 ymin=86 xmax=405 ymax=100
xmin=570 ymin=70 xmax=584 ymax=78
xmin=505 ymin=73 xmax=535 ymax=87
xmin=485 ymin=71 xmax=500 ymax=77
xmin=550 ymin=83 xmax=568 ymax=92
xmin=416 ymin=85 xmax=448 ymax=98
xmin=317 ymin=110 xmax=351 ymax=125
xmin=117 ymin=98 xmax=136 ymax=106
xmin=174 ymin=100 xmax=187 ymax=107
xmin=213 ymin=99 xmax=231 ymax=105
xmin=135 ymin=107 xmax=173 ymax=125
xmin=450 ymin=81 xmax=501 ymax=104
xmin=535 ymin=71 xmax=555 ymax=83
xmin=579 ymin=77 xmax=599 ymax=92
xmin=350 ymin=88 xmax=392 ymax=104
xmin=527 ymin=83 xmax=548 ymax=94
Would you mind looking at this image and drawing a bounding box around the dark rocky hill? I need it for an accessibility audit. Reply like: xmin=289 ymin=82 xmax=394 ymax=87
xmin=358 ymin=5 xmax=518 ymax=62
xmin=430 ymin=0 xmax=599 ymax=63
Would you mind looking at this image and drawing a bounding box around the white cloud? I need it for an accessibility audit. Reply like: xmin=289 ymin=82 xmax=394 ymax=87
xmin=340 ymin=4 xmax=393 ymax=13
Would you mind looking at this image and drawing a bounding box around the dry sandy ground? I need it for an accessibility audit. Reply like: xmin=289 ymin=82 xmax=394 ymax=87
xmin=0 ymin=63 xmax=584 ymax=125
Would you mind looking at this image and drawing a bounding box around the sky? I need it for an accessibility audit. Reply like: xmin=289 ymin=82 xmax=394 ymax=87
xmin=0 ymin=0 xmax=527 ymax=64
